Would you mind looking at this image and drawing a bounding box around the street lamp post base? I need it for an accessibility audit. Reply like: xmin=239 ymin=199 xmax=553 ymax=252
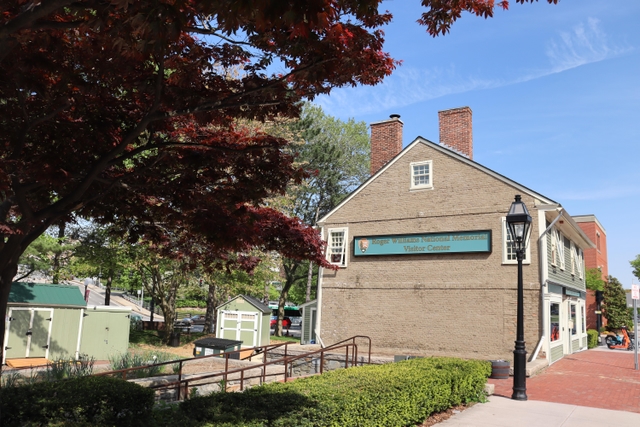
xmin=511 ymin=344 xmax=527 ymax=401
xmin=511 ymin=388 xmax=528 ymax=401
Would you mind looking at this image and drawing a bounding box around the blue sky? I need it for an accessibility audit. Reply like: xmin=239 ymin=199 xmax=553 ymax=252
xmin=316 ymin=0 xmax=640 ymax=287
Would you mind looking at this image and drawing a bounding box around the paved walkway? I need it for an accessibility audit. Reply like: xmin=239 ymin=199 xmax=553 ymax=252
xmin=488 ymin=347 xmax=640 ymax=413
xmin=438 ymin=347 xmax=640 ymax=426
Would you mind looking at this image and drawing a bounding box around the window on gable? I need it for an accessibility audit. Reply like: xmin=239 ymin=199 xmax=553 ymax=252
xmin=570 ymin=241 xmax=576 ymax=275
xmin=410 ymin=160 xmax=433 ymax=190
xmin=577 ymin=248 xmax=584 ymax=280
xmin=327 ymin=228 xmax=348 ymax=267
xmin=501 ymin=218 xmax=530 ymax=265
xmin=551 ymin=228 xmax=565 ymax=270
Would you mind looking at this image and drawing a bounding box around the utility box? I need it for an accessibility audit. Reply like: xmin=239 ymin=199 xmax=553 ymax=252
xmin=193 ymin=337 xmax=243 ymax=358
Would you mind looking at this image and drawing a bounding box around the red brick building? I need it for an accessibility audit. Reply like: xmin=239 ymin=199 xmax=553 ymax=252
xmin=573 ymin=215 xmax=608 ymax=330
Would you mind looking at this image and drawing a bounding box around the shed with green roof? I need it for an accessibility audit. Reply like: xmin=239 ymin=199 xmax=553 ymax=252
xmin=3 ymin=282 xmax=130 ymax=364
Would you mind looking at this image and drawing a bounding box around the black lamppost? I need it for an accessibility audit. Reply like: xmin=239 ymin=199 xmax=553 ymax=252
xmin=506 ymin=194 xmax=532 ymax=401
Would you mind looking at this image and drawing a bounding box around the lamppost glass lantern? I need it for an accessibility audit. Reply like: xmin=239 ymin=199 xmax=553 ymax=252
xmin=506 ymin=195 xmax=532 ymax=253
xmin=506 ymin=194 xmax=532 ymax=401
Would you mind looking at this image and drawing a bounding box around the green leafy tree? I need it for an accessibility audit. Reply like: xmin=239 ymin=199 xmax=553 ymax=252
xmin=16 ymin=226 xmax=76 ymax=283
xmin=585 ymin=268 xmax=605 ymax=292
xmin=16 ymin=234 xmax=59 ymax=282
xmin=602 ymin=276 xmax=632 ymax=330
xmin=630 ymin=254 xmax=640 ymax=283
xmin=199 ymin=251 xmax=281 ymax=334
xmin=275 ymin=104 xmax=370 ymax=335
xmin=72 ymin=225 xmax=131 ymax=305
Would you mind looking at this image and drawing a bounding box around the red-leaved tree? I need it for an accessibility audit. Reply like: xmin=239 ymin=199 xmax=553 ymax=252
xmin=0 ymin=0 xmax=556 ymax=364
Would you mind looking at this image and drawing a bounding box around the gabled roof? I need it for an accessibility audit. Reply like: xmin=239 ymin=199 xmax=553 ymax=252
xmin=216 ymin=294 xmax=271 ymax=314
xmin=299 ymin=299 xmax=317 ymax=308
xmin=9 ymin=282 xmax=87 ymax=307
xmin=318 ymin=137 xmax=558 ymax=225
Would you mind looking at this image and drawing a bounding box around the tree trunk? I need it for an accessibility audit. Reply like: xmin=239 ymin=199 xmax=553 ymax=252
xmin=52 ymin=221 xmax=66 ymax=284
xmin=0 ymin=261 xmax=19 ymax=380
xmin=149 ymin=279 xmax=156 ymax=323
xmin=204 ymin=280 xmax=216 ymax=335
xmin=275 ymin=277 xmax=296 ymax=337
xmin=104 ymin=269 xmax=113 ymax=306
xmin=156 ymin=271 xmax=181 ymax=344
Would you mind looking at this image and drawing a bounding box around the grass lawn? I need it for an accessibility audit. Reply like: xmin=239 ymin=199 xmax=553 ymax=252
xmin=130 ymin=329 xmax=207 ymax=347
xmin=270 ymin=335 xmax=300 ymax=343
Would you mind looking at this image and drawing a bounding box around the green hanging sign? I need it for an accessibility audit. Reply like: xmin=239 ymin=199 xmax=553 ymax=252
xmin=354 ymin=230 xmax=491 ymax=256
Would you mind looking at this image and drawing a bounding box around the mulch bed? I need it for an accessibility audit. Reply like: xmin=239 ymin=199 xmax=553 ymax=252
xmin=418 ymin=404 xmax=472 ymax=426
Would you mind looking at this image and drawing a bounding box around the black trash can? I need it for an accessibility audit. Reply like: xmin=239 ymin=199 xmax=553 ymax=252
xmin=170 ymin=329 xmax=181 ymax=347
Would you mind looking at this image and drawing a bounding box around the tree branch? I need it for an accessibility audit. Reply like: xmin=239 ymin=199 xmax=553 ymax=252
xmin=185 ymin=26 xmax=253 ymax=47
xmin=0 ymin=0 xmax=76 ymax=62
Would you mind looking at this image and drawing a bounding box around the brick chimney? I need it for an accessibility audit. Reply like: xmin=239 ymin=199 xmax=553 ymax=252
xmin=438 ymin=107 xmax=473 ymax=160
xmin=370 ymin=114 xmax=403 ymax=175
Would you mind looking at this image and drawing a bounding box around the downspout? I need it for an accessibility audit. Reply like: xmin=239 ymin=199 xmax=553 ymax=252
xmin=75 ymin=308 xmax=85 ymax=359
xmin=315 ymin=226 xmax=326 ymax=348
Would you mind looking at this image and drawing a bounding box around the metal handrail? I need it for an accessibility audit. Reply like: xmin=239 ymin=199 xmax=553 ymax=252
xmin=149 ymin=335 xmax=372 ymax=400
xmin=151 ymin=342 xmax=361 ymax=399
xmin=321 ymin=335 xmax=372 ymax=364
xmin=94 ymin=341 xmax=292 ymax=381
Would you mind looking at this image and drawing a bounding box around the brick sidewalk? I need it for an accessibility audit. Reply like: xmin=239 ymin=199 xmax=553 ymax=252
xmin=488 ymin=348 xmax=640 ymax=413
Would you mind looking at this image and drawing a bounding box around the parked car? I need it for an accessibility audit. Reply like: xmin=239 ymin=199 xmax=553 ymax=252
xmin=176 ymin=314 xmax=205 ymax=327
xmin=270 ymin=316 xmax=291 ymax=329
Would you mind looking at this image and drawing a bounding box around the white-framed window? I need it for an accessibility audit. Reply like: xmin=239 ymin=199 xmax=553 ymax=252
xmin=559 ymin=234 xmax=566 ymax=270
xmin=501 ymin=218 xmax=531 ymax=265
xmin=570 ymin=241 xmax=576 ymax=275
xmin=577 ymin=248 xmax=584 ymax=280
xmin=551 ymin=228 xmax=565 ymax=270
xmin=327 ymin=228 xmax=348 ymax=267
xmin=410 ymin=160 xmax=433 ymax=190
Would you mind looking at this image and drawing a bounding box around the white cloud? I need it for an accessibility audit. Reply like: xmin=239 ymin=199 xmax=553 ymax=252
xmin=316 ymin=19 xmax=632 ymax=117
xmin=544 ymin=18 xmax=628 ymax=74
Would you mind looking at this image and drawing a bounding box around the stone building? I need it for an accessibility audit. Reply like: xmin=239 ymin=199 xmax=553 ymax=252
xmin=316 ymin=107 xmax=595 ymax=365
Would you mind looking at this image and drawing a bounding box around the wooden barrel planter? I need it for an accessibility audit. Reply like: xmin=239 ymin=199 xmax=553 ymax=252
xmin=489 ymin=360 xmax=510 ymax=379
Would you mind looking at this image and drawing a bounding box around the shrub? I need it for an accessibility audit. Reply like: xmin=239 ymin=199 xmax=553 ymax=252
xmin=0 ymin=376 xmax=154 ymax=426
xmin=587 ymin=329 xmax=600 ymax=348
xmin=176 ymin=299 xmax=207 ymax=308
xmin=108 ymin=350 xmax=179 ymax=378
xmin=174 ymin=357 xmax=491 ymax=427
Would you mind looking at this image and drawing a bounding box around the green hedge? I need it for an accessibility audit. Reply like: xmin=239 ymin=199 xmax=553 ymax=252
xmin=587 ymin=329 xmax=599 ymax=348
xmin=0 ymin=375 xmax=154 ymax=426
xmin=172 ymin=357 xmax=491 ymax=427
xmin=176 ymin=299 xmax=207 ymax=308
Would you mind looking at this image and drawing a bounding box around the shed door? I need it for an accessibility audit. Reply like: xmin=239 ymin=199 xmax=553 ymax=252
xmin=3 ymin=308 xmax=52 ymax=361
xmin=5 ymin=309 xmax=31 ymax=360
xmin=218 ymin=311 xmax=259 ymax=347
xmin=29 ymin=310 xmax=52 ymax=358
